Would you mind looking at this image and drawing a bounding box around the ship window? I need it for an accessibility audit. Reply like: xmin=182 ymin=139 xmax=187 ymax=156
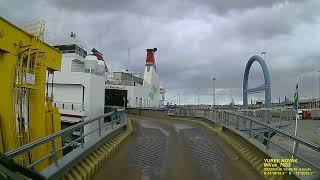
xmin=71 ymin=60 xmax=84 ymax=72
xmin=54 ymin=44 xmax=76 ymax=52
xmin=53 ymin=44 xmax=87 ymax=58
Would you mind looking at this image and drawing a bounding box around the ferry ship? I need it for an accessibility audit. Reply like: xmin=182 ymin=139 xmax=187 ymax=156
xmin=48 ymin=32 xmax=165 ymax=147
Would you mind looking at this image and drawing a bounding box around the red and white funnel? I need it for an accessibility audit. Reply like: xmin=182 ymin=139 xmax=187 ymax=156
xmin=146 ymin=48 xmax=157 ymax=66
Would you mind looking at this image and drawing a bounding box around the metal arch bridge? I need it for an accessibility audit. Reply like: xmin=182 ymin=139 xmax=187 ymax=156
xmin=0 ymin=107 xmax=319 ymax=180
xmin=243 ymin=55 xmax=271 ymax=109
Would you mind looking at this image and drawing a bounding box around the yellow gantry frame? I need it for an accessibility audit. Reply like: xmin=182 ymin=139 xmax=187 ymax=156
xmin=0 ymin=17 xmax=62 ymax=170
xmin=0 ymin=118 xmax=3 ymax=152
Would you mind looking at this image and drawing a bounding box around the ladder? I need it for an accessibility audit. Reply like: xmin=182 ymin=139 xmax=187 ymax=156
xmin=13 ymin=20 xmax=46 ymax=165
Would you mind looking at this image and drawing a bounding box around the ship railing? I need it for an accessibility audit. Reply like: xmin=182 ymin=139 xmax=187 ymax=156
xmin=173 ymin=108 xmax=320 ymax=174
xmin=54 ymin=101 xmax=85 ymax=112
xmin=5 ymin=106 xmax=127 ymax=178
xmin=61 ymin=50 xmax=86 ymax=58
xmin=105 ymin=105 xmax=125 ymax=113
xmin=71 ymin=64 xmax=105 ymax=77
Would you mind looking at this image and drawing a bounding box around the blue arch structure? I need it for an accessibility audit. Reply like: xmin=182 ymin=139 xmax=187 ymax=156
xmin=243 ymin=55 xmax=271 ymax=109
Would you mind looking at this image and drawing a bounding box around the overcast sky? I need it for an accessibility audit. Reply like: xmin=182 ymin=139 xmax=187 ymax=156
xmin=2 ymin=0 xmax=320 ymax=105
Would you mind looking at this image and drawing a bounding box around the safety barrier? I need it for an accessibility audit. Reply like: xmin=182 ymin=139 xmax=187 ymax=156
xmin=61 ymin=117 xmax=133 ymax=180
xmin=54 ymin=101 xmax=85 ymax=112
xmin=173 ymin=108 xmax=320 ymax=176
xmin=4 ymin=106 xmax=127 ymax=179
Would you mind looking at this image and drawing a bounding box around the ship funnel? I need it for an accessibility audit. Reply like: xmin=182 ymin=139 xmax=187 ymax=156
xmin=91 ymin=48 xmax=104 ymax=60
xmin=146 ymin=48 xmax=157 ymax=66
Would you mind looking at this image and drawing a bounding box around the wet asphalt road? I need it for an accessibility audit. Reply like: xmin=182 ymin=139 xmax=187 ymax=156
xmin=92 ymin=115 xmax=261 ymax=180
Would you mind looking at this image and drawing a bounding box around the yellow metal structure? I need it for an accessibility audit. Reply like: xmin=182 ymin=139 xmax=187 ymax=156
xmin=0 ymin=17 xmax=62 ymax=170
xmin=0 ymin=118 xmax=3 ymax=152
xmin=45 ymin=98 xmax=63 ymax=160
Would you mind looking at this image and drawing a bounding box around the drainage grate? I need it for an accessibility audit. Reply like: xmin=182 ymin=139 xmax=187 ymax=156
xmin=179 ymin=128 xmax=225 ymax=167
xmin=128 ymin=127 xmax=168 ymax=170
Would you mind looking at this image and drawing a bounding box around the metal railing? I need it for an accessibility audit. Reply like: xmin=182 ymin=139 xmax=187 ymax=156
xmin=173 ymin=108 xmax=320 ymax=173
xmin=62 ymin=50 xmax=86 ymax=58
xmin=71 ymin=64 xmax=105 ymax=77
xmin=238 ymin=108 xmax=294 ymax=123
xmin=5 ymin=106 xmax=126 ymax=170
xmin=54 ymin=101 xmax=85 ymax=112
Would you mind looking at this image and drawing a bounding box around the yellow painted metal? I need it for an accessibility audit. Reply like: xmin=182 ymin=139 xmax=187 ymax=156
xmin=0 ymin=16 xmax=62 ymax=170
xmin=0 ymin=118 xmax=3 ymax=152
xmin=45 ymin=98 xmax=63 ymax=165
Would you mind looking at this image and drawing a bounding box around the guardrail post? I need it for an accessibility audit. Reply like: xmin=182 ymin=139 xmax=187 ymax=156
xmin=117 ymin=113 xmax=119 ymax=125
xmin=122 ymin=112 xmax=127 ymax=124
xmin=122 ymin=112 xmax=125 ymax=124
xmin=80 ymin=126 xmax=84 ymax=148
xmin=120 ymin=112 xmax=122 ymax=124
xmin=293 ymin=141 xmax=299 ymax=157
xmin=249 ymin=120 xmax=252 ymax=139
xmin=236 ymin=116 xmax=239 ymax=130
xmin=212 ymin=111 xmax=214 ymax=122
xmin=225 ymin=112 xmax=228 ymax=126
xmin=212 ymin=111 xmax=215 ymax=123
xmin=51 ymin=139 xmax=59 ymax=167
xmin=266 ymin=128 xmax=271 ymax=150
xmin=111 ymin=114 xmax=114 ymax=129
xmin=98 ymin=117 xmax=101 ymax=136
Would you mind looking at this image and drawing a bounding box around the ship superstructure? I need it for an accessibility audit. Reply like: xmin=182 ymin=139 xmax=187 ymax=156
xmin=48 ymin=32 xmax=108 ymax=146
xmin=47 ymin=33 xmax=164 ymax=149
xmin=106 ymin=48 xmax=164 ymax=108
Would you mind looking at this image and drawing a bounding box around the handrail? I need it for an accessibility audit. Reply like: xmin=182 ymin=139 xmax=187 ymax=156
xmin=6 ymin=112 xmax=114 ymax=157
xmin=62 ymin=50 xmax=86 ymax=58
xmin=173 ymin=108 xmax=320 ymax=172
xmin=0 ymin=153 xmax=46 ymax=180
xmin=54 ymin=101 xmax=85 ymax=111
xmin=54 ymin=101 xmax=84 ymax=104
xmin=225 ymin=110 xmax=320 ymax=150
xmin=5 ymin=107 xmax=127 ymax=171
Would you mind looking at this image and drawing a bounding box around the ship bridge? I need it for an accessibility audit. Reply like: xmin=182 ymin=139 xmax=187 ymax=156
xmin=1 ymin=107 xmax=319 ymax=180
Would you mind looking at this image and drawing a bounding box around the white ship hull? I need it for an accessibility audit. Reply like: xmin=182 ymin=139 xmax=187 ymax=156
xmin=47 ymin=34 xmax=164 ymax=147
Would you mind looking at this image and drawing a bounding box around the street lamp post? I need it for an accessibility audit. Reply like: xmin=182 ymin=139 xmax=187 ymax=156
xmin=212 ymin=77 xmax=216 ymax=107
xmin=198 ymin=88 xmax=200 ymax=105
xmin=318 ymin=70 xmax=320 ymax=109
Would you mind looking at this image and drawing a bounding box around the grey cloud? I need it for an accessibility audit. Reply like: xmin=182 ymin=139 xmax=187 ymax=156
xmin=47 ymin=0 xmax=300 ymax=17
xmin=1 ymin=0 xmax=320 ymax=105
xmin=195 ymin=0 xmax=300 ymax=15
